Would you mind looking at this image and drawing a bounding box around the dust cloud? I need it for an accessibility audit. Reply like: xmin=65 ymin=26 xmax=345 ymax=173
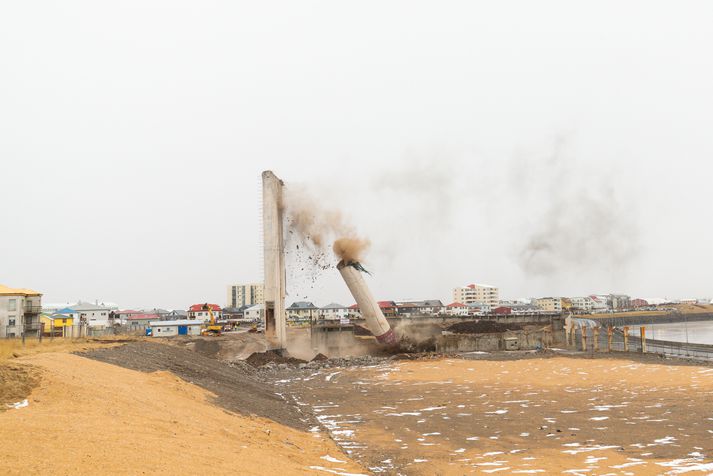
xmin=513 ymin=137 xmax=639 ymax=276
xmin=284 ymin=185 xmax=370 ymax=264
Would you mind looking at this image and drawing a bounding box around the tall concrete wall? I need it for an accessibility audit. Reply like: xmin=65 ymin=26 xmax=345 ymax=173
xmin=262 ymin=171 xmax=286 ymax=349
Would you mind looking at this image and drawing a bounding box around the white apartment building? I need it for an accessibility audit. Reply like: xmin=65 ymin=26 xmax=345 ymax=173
xmin=227 ymin=283 xmax=264 ymax=308
xmin=67 ymin=302 xmax=117 ymax=329
xmin=0 ymin=284 xmax=43 ymax=338
xmin=319 ymin=303 xmax=349 ymax=321
xmin=453 ymin=283 xmax=500 ymax=308
xmin=569 ymin=296 xmax=594 ymax=312
xmin=535 ymin=297 xmax=563 ymax=313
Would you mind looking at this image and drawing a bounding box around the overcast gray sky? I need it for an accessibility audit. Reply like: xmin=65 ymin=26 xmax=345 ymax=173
xmin=2 ymin=1 xmax=712 ymax=310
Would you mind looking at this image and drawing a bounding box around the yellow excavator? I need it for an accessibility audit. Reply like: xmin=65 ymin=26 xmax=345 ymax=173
xmin=201 ymin=303 xmax=223 ymax=336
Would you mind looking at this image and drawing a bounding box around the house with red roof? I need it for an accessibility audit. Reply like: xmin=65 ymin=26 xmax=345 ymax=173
xmin=377 ymin=301 xmax=398 ymax=317
xmin=444 ymin=302 xmax=469 ymax=316
xmin=187 ymin=303 xmax=222 ymax=323
xmin=126 ymin=313 xmax=161 ymax=328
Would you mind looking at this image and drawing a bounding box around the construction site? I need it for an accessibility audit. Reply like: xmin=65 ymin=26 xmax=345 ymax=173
xmin=2 ymin=171 xmax=713 ymax=475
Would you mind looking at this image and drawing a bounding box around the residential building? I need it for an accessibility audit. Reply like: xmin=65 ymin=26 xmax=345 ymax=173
xmin=347 ymin=304 xmax=362 ymax=319
xmin=498 ymin=300 xmax=541 ymax=314
xmin=244 ymin=304 xmax=264 ymax=322
xmin=127 ymin=313 xmax=161 ymax=329
xmin=67 ymin=302 xmax=116 ymax=329
xmin=453 ymin=284 xmax=499 ymax=308
xmin=116 ymin=310 xmax=142 ymax=324
xmin=187 ymin=304 xmax=222 ymax=323
xmin=608 ymin=294 xmax=631 ymax=310
xmin=227 ymin=283 xmax=264 ymax=308
xmin=535 ymin=297 xmax=562 ymax=313
xmin=466 ymin=302 xmax=491 ymax=315
xmin=568 ymin=296 xmax=594 ymax=312
xmin=377 ymin=301 xmax=398 ymax=317
xmin=493 ymin=306 xmax=512 ymax=315
xmin=319 ymin=303 xmax=349 ymax=321
xmin=286 ymin=301 xmax=319 ymax=322
xmin=444 ymin=302 xmax=469 ymax=316
xmin=40 ymin=313 xmax=74 ymax=335
xmin=630 ymin=298 xmax=649 ymax=308
xmin=222 ymin=306 xmax=249 ymax=321
xmin=589 ymin=295 xmax=609 ymax=312
xmin=165 ymin=309 xmax=188 ymax=320
xmin=0 ymin=284 xmax=43 ymax=337
xmin=395 ymin=300 xmax=444 ymax=317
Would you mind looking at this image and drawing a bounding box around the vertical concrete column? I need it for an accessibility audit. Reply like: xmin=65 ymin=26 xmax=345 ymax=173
xmin=593 ymin=326 xmax=600 ymax=352
xmin=262 ymin=171 xmax=287 ymax=350
xmin=580 ymin=324 xmax=587 ymax=351
xmin=623 ymin=326 xmax=629 ymax=352
xmin=607 ymin=326 xmax=613 ymax=352
xmin=640 ymin=326 xmax=647 ymax=353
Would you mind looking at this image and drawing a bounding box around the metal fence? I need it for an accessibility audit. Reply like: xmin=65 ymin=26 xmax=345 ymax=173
xmin=2 ymin=324 xmax=144 ymax=341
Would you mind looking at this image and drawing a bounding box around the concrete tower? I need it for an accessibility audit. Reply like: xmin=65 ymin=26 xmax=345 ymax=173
xmin=262 ymin=170 xmax=287 ymax=350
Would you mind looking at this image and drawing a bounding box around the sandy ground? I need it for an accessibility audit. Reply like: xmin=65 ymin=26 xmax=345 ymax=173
xmin=0 ymin=352 xmax=366 ymax=476
xmin=284 ymin=355 xmax=713 ymax=475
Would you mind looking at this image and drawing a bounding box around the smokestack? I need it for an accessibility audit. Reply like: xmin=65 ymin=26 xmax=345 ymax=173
xmin=337 ymin=260 xmax=397 ymax=345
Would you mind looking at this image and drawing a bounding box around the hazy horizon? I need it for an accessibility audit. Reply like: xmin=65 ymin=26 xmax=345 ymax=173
xmin=2 ymin=1 xmax=712 ymax=310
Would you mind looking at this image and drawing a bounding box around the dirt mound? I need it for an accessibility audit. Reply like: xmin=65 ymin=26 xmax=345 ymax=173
xmin=1 ymin=363 xmax=40 ymax=409
xmin=446 ymin=320 xmax=523 ymax=334
xmin=246 ymin=350 xmax=306 ymax=368
xmin=311 ymin=353 xmax=329 ymax=362
xmin=78 ymin=341 xmax=308 ymax=429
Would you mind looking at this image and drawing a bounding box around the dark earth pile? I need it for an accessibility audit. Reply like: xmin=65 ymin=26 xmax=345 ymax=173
xmin=446 ymin=320 xmax=523 ymax=334
xmin=246 ymin=350 xmax=306 ymax=368
xmin=78 ymin=341 xmax=309 ymax=429
xmin=396 ymin=335 xmax=437 ymax=353
xmin=352 ymin=324 xmax=374 ymax=337
xmin=311 ymin=353 xmax=329 ymax=362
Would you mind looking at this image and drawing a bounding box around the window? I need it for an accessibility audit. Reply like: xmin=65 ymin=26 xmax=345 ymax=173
xmin=9 ymin=319 xmax=16 ymax=326
xmin=8 ymin=299 xmax=16 ymax=311
xmin=101 ymin=312 xmax=106 ymax=316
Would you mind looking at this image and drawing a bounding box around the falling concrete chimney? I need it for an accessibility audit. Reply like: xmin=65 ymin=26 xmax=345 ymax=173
xmin=337 ymin=260 xmax=397 ymax=345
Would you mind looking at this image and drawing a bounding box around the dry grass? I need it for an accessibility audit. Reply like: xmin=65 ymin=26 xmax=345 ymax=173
xmin=0 ymin=336 xmax=138 ymax=362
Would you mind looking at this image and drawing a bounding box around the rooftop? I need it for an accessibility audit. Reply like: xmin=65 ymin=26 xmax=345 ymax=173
xmin=188 ymin=303 xmax=221 ymax=312
xmin=287 ymin=301 xmax=318 ymax=310
xmin=0 ymin=284 xmax=42 ymax=297
xmin=69 ymin=302 xmax=114 ymax=311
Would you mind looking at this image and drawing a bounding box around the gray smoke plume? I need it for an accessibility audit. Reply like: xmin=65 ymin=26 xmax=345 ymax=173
xmin=514 ymin=138 xmax=639 ymax=276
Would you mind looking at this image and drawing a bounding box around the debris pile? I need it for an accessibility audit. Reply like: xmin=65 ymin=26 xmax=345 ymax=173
xmin=446 ymin=321 xmax=523 ymax=334
xmin=246 ymin=350 xmax=307 ymax=368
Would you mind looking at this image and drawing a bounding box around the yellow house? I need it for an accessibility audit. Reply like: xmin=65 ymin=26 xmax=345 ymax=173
xmin=40 ymin=314 xmax=74 ymax=335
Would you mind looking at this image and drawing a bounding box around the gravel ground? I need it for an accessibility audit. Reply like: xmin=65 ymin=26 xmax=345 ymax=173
xmin=78 ymin=341 xmax=310 ymax=429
